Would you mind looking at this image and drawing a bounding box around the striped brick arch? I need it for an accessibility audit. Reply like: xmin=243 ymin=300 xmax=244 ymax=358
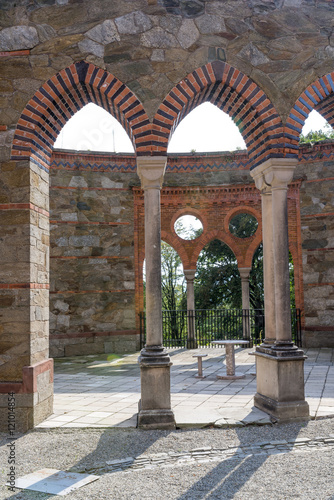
xmin=149 ymin=61 xmax=284 ymax=169
xmin=286 ymin=72 xmax=334 ymax=148
xmin=11 ymin=61 xmax=149 ymax=171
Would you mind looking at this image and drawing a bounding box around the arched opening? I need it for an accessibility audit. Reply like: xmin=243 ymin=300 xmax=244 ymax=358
xmin=167 ymin=102 xmax=246 ymax=154
xmin=195 ymin=239 xmax=240 ymax=310
xmin=54 ymin=102 xmax=134 ymax=153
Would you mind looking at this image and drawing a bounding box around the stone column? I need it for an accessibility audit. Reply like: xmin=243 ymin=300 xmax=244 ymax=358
xmin=184 ymin=269 xmax=197 ymax=349
xmin=239 ymin=267 xmax=251 ymax=341
xmin=250 ymin=158 xmax=309 ymax=421
xmin=137 ymin=156 xmax=175 ymax=430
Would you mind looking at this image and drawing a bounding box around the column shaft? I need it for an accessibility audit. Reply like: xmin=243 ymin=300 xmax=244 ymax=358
xmin=144 ymin=188 xmax=163 ymax=347
xmin=272 ymin=185 xmax=292 ymax=346
xmin=261 ymin=191 xmax=276 ymax=344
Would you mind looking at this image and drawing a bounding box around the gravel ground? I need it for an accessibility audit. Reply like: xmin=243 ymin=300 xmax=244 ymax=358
xmin=1 ymin=418 xmax=334 ymax=499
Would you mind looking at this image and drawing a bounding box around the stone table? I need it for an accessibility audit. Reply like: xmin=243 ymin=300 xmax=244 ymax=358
xmin=211 ymin=340 xmax=249 ymax=379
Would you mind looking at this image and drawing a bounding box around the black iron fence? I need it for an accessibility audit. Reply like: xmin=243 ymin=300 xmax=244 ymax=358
xmin=139 ymin=308 xmax=302 ymax=349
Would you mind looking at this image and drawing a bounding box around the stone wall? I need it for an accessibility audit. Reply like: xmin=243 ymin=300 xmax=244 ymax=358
xmin=296 ymin=142 xmax=334 ymax=347
xmin=49 ymin=151 xmax=140 ymax=356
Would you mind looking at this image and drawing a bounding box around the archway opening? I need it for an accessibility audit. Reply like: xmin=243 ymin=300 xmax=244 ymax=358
xmin=54 ymin=102 xmax=134 ymax=153
xmin=167 ymin=102 xmax=246 ymax=154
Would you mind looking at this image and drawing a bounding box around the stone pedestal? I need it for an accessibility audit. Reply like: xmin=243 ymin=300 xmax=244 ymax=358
xmin=137 ymin=347 xmax=175 ymax=429
xmin=254 ymin=350 xmax=309 ymax=420
xmin=137 ymin=156 xmax=175 ymax=430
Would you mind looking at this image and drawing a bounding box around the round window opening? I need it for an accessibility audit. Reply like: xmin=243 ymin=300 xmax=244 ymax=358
xmin=229 ymin=213 xmax=258 ymax=239
xmin=174 ymin=215 xmax=203 ymax=240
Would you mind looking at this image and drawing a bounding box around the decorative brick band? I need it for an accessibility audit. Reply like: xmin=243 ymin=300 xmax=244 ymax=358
xmin=51 ymin=330 xmax=137 ymax=339
xmin=0 ymin=203 xmax=49 ymax=217
xmin=50 ymin=289 xmax=133 ymax=294
xmin=0 ymin=283 xmax=49 ymax=289
xmin=50 ymin=255 xmax=132 ymax=260
xmin=50 ymin=220 xmax=130 ymax=226
xmin=304 ymin=326 xmax=334 ymax=331
xmin=0 ymin=50 xmax=30 ymax=57
xmin=51 ymin=186 xmax=129 ymax=192
xmin=305 ymin=283 xmax=334 ymax=287
xmin=0 ymin=358 xmax=53 ymax=394
xmin=303 ymin=212 xmax=334 ymax=219
xmin=0 ymin=125 xmax=7 ymax=131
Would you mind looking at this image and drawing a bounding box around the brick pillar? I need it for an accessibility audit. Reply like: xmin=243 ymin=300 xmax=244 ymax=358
xmin=250 ymin=158 xmax=309 ymax=421
xmin=0 ymin=159 xmax=53 ymax=432
xmin=136 ymin=156 xmax=175 ymax=430
xmin=184 ymin=269 xmax=197 ymax=349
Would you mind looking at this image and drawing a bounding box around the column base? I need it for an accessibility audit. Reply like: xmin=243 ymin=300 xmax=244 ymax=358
xmin=254 ymin=348 xmax=309 ymax=421
xmin=137 ymin=405 xmax=176 ymax=430
xmin=138 ymin=346 xmax=175 ymax=430
xmin=254 ymin=393 xmax=309 ymax=421
xmin=0 ymin=359 xmax=54 ymax=432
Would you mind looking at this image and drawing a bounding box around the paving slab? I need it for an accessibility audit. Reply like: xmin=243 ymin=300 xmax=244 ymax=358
xmin=36 ymin=347 xmax=334 ymax=430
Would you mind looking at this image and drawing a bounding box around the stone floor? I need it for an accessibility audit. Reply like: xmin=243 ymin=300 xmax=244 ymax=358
xmin=36 ymin=347 xmax=334 ymax=429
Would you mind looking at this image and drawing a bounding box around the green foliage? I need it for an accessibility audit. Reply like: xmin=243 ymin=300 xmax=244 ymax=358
xmin=161 ymin=241 xmax=186 ymax=311
xmin=249 ymin=244 xmax=264 ymax=310
xmin=300 ymin=125 xmax=334 ymax=145
xmin=229 ymin=213 xmax=258 ymax=239
xmin=195 ymin=239 xmax=242 ymax=309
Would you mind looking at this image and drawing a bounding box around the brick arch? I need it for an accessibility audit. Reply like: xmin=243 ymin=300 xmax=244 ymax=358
xmin=286 ymin=71 xmax=334 ymax=152
xmin=148 ymin=61 xmax=283 ymax=168
xmin=190 ymin=230 xmax=242 ymax=270
xmin=11 ymin=60 xmax=149 ymax=170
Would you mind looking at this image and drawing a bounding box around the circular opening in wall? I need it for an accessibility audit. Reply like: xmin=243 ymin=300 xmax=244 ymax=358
xmin=174 ymin=215 xmax=203 ymax=240
xmin=229 ymin=213 xmax=258 ymax=239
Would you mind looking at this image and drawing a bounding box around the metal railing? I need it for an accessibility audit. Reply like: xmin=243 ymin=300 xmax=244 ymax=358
xmin=139 ymin=308 xmax=302 ymax=349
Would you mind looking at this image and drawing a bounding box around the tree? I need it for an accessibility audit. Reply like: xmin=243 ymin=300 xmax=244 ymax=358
xmin=300 ymin=125 xmax=334 ymax=145
xmin=160 ymin=242 xmax=186 ymax=311
xmin=195 ymin=239 xmax=241 ymax=310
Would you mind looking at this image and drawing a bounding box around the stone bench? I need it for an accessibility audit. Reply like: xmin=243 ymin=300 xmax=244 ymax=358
xmin=192 ymin=354 xmax=208 ymax=378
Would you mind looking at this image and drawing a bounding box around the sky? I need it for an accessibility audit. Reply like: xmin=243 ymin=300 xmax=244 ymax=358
xmin=54 ymin=102 xmax=330 ymax=154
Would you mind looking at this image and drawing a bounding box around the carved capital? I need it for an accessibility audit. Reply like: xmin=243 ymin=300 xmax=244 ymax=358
xmin=137 ymin=156 xmax=167 ymax=190
xmin=239 ymin=267 xmax=251 ymax=281
xmin=250 ymin=158 xmax=298 ymax=193
xmin=184 ymin=269 xmax=196 ymax=282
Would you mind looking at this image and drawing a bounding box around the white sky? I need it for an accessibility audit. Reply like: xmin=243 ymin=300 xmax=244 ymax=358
xmin=54 ymin=103 xmax=329 ymax=154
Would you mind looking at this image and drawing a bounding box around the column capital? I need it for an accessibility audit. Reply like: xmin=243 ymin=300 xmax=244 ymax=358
xmin=250 ymin=158 xmax=298 ymax=192
xmin=239 ymin=267 xmax=251 ymax=280
xmin=184 ymin=269 xmax=196 ymax=281
xmin=137 ymin=156 xmax=167 ymax=190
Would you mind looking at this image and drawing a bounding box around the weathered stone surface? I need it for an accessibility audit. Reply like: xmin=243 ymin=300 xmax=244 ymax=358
xmin=177 ymin=19 xmax=199 ymax=49
xmin=78 ymin=38 xmax=104 ymax=58
xmin=195 ymin=14 xmax=226 ymax=35
xmin=35 ymin=23 xmax=57 ymax=43
xmin=237 ymin=42 xmax=269 ymax=66
xmin=86 ymin=19 xmax=120 ymax=44
xmin=115 ymin=11 xmax=152 ymax=34
xmin=160 ymin=14 xmax=182 ymax=35
xmin=0 ymin=25 xmax=39 ymax=51
xmin=30 ymin=34 xmax=83 ymax=55
xmin=141 ymin=26 xmax=178 ymax=48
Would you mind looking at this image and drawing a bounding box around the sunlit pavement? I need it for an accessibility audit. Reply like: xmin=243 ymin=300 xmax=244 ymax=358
xmin=36 ymin=347 xmax=334 ymax=429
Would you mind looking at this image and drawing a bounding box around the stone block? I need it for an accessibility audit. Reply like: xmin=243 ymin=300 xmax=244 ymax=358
xmin=254 ymin=352 xmax=309 ymax=420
